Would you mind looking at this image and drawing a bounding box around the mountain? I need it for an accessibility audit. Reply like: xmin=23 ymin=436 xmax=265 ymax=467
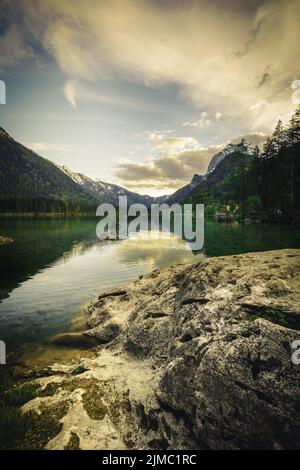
xmin=207 ymin=142 xmax=255 ymax=174
xmin=0 ymin=127 xmax=167 ymax=213
xmin=189 ymin=149 xmax=254 ymax=201
xmin=163 ymin=142 xmax=254 ymax=205
xmin=164 ymin=174 xmax=204 ymax=205
xmin=0 ymin=125 xmax=256 ymax=214
xmin=2 ymin=118 xmax=298 ymax=220
xmin=184 ymin=110 xmax=300 ymax=222
xmin=61 ymin=166 xmax=163 ymax=207
xmin=0 ymin=127 xmax=99 ymax=213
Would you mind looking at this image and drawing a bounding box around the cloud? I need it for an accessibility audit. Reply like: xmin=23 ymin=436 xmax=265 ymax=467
xmin=116 ymin=131 xmax=269 ymax=192
xmin=64 ymin=79 xmax=77 ymax=108
xmin=183 ymin=111 xmax=223 ymax=127
xmin=0 ymin=25 xmax=34 ymax=70
xmin=116 ymin=145 xmax=223 ymax=191
xmin=63 ymin=78 xmax=151 ymax=110
xmin=4 ymin=0 xmax=299 ymax=131
xmin=233 ymin=4 xmax=270 ymax=58
xmin=135 ymin=130 xmax=200 ymax=151
xmin=155 ymin=136 xmax=199 ymax=150
xmin=231 ymin=132 xmax=268 ymax=148
xmin=183 ymin=118 xmax=211 ymax=128
xmin=24 ymin=142 xmax=79 ymax=153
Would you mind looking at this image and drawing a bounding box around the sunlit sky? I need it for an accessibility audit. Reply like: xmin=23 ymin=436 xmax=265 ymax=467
xmin=0 ymin=0 xmax=299 ymax=195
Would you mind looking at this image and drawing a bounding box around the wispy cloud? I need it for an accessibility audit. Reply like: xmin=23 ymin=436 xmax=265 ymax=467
xmin=2 ymin=0 xmax=299 ymax=131
xmin=63 ymin=78 xmax=153 ymax=110
xmin=0 ymin=25 xmax=34 ymax=70
xmin=64 ymin=79 xmax=77 ymax=109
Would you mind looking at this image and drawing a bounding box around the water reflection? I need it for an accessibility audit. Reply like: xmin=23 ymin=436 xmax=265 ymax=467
xmin=117 ymin=231 xmax=203 ymax=270
xmin=0 ymin=224 xmax=200 ymax=349
xmin=0 ymin=217 xmax=299 ymax=350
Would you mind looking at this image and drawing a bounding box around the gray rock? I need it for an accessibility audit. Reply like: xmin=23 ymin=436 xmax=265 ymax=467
xmin=19 ymin=249 xmax=300 ymax=449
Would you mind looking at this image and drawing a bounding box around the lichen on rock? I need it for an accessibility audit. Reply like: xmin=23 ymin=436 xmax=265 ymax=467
xmin=15 ymin=249 xmax=300 ymax=449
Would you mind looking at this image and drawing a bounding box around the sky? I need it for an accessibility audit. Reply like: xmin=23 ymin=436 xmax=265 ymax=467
xmin=0 ymin=0 xmax=299 ymax=195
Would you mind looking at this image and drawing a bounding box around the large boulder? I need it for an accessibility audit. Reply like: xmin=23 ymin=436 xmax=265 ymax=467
xmin=17 ymin=249 xmax=300 ymax=449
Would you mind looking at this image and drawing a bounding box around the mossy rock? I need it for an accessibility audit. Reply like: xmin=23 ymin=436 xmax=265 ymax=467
xmin=22 ymin=401 xmax=70 ymax=450
xmin=82 ymin=386 xmax=107 ymax=420
xmin=38 ymin=376 xmax=97 ymax=397
xmin=243 ymin=304 xmax=300 ymax=330
xmin=64 ymin=432 xmax=80 ymax=450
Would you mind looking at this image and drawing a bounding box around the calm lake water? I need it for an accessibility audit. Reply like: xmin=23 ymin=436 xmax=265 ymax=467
xmin=0 ymin=217 xmax=300 ymax=350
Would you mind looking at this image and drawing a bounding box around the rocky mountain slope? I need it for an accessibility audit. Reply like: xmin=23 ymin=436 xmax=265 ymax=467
xmin=14 ymin=249 xmax=300 ymax=450
xmin=0 ymin=126 xmax=257 ymax=211
xmin=189 ymin=149 xmax=254 ymax=202
xmin=0 ymin=127 xmax=98 ymax=212
xmin=0 ymin=127 xmax=167 ymax=211
xmin=61 ymin=166 xmax=167 ymax=207
xmin=207 ymin=142 xmax=254 ymax=174
xmin=164 ymin=142 xmax=255 ymax=205
xmin=164 ymin=174 xmax=204 ymax=205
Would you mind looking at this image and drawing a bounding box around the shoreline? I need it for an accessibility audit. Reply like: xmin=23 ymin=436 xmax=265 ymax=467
xmin=0 ymin=211 xmax=298 ymax=226
xmin=0 ymin=235 xmax=13 ymax=246
xmin=0 ymin=213 xmax=97 ymax=218
xmin=4 ymin=248 xmax=300 ymax=450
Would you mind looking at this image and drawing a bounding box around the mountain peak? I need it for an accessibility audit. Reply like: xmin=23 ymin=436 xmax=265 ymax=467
xmin=207 ymin=141 xmax=254 ymax=174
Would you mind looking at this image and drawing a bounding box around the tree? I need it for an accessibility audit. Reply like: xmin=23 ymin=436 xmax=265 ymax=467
xmin=287 ymin=106 xmax=300 ymax=146
xmin=285 ymin=106 xmax=300 ymax=216
xmin=272 ymin=119 xmax=284 ymax=153
xmin=262 ymin=137 xmax=276 ymax=159
xmin=253 ymin=145 xmax=260 ymax=159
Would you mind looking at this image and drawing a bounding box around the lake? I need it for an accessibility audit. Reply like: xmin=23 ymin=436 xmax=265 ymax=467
xmin=0 ymin=217 xmax=300 ymax=351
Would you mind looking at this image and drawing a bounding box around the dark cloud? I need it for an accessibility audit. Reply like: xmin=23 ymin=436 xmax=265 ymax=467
xmin=258 ymin=72 xmax=270 ymax=87
xmin=234 ymin=8 xmax=269 ymax=58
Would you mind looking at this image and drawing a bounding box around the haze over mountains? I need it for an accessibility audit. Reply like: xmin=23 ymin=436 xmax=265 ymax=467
xmin=0 ymin=126 xmax=255 ymax=213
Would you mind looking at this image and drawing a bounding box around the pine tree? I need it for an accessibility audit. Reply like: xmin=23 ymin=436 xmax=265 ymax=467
xmin=272 ymin=119 xmax=284 ymax=153
xmin=287 ymin=106 xmax=300 ymax=145
xmin=262 ymin=137 xmax=276 ymax=159
xmin=253 ymin=145 xmax=260 ymax=158
xmin=285 ymin=106 xmax=300 ymax=217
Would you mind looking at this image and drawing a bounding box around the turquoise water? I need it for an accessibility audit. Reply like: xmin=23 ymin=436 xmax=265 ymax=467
xmin=0 ymin=217 xmax=299 ymax=350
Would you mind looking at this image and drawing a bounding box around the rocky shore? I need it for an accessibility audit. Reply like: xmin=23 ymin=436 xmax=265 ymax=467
xmin=0 ymin=235 xmax=13 ymax=246
xmin=13 ymin=249 xmax=300 ymax=450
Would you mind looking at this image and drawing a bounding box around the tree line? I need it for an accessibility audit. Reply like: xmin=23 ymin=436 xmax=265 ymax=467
xmin=252 ymin=106 xmax=300 ymax=221
xmin=187 ymin=106 xmax=300 ymax=223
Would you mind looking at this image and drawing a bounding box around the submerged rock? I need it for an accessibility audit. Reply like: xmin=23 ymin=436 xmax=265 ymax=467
xmin=50 ymin=332 xmax=98 ymax=349
xmin=17 ymin=249 xmax=300 ymax=449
